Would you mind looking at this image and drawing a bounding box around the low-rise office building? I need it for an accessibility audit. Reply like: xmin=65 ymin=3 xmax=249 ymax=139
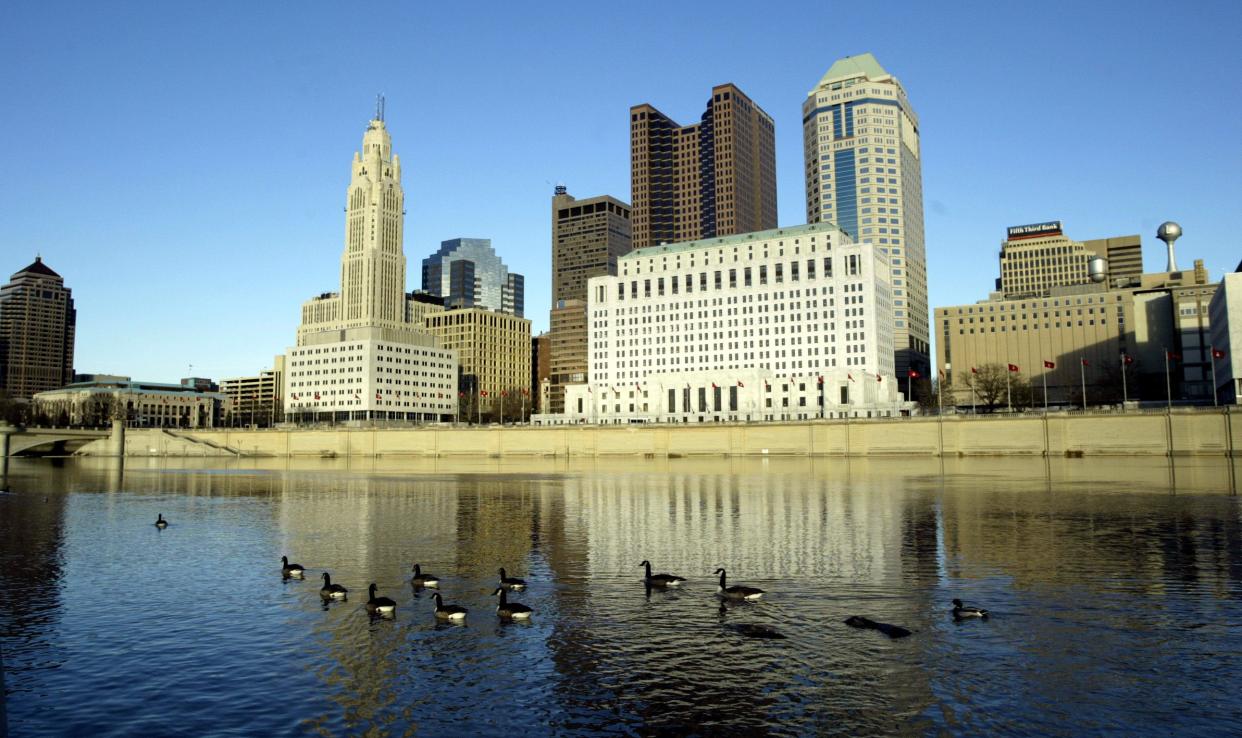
xmin=219 ymin=356 xmax=285 ymax=427
xmin=33 ymin=376 xmax=224 ymax=428
xmin=1208 ymin=268 xmax=1242 ymax=404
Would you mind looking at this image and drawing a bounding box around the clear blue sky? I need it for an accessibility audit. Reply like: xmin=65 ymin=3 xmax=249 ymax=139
xmin=2 ymin=1 xmax=1239 ymax=381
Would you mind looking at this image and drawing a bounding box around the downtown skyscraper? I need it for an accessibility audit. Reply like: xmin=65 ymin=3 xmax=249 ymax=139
xmin=0 ymin=257 xmax=75 ymax=399
xmin=803 ymin=54 xmax=929 ymax=375
xmin=630 ymin=83 xmax=777 ymax=249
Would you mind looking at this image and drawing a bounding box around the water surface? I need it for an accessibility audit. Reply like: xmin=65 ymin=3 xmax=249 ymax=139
xmin=1 ymin=456 xmax=1240 ymax=736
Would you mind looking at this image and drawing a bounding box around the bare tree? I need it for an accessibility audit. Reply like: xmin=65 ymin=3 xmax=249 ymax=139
xmin=969 ymin=364 xmax=1009 ymax=412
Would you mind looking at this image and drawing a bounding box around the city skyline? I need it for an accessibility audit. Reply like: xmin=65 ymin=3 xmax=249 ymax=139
xmin=2 ymin=2 xmax=1239 ymax=382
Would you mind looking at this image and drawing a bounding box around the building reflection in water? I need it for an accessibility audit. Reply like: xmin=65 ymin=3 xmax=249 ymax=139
xmin=0 ymin=454 xmax=1238 ymax=735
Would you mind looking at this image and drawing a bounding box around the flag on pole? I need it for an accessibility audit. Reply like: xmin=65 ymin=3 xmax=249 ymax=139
xmin=1122 ymin=354 xmax=1134 ymax=365
xmin=1043 ymin=360 xmax=1055 ymax=369
xmin=847 ymin=374 xmax=855 ymax=382
xmin=1081 ymin=358 xmax=1090 ymax=367
xmin=711 ymin=382 xmax=719 ymax=389
xmin=314 ymin=392 xmax=320 ymax=400
xmin=375 ymin=391 xmax=382 ymax=400
xmin=1166 ymin=351 xmax=1181 ymax=361
xmin=1007 ymin=364 xmax=1020 ymax=372
xmin=971 ymin=367 xmax=978 ymax=374
xmin=764 ymin=380 xmax=770 ymax=390
xmin=521 ymin=388 xmax=529 ymax=395
xmin=501 ymin=391 xmax=508 ymax=397
xmin=817 ymin=375 xmax=824 ymax=385
xmin=1212 ymin=347 xmax=1226 ymax=359
xmin=876 ymin=374 xmax=883 ymax=383
xmin=909 ymin=369 xmax=921 ymax=379
xmin=458 ymin=391 xmax=465 ymax=398
xmin=737 ymin=380 xmax=744 ymax=388
xmin=480 ymin=390 xmax=489 ymax=397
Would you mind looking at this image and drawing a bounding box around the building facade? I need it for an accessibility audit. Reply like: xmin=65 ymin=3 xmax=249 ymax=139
xmin=630 ymin=83 xmax=777 ymax=250
xmin=1208 ymin=269 xmax=1242 ymax=404
xmin=533 ymin=223 xmax=909 ymax=424
xmin=424 ymin=308 xmax=533 ymax=413
xmin=937 ymin=238 xmax=1217 ymax=407
xmin=286 ymin=108 xmax=459 ymax=423
xmin=548 ymin=186 xmax=633 ymax=414
xmin=33 ymin=376 xmax=223 ymax=428
xmin=0 ymin=257 xmax=76 ymax=400
xmin=219 ymin=356 xmax=285 ymax=427
xmin=802 ymin=53 xmax=928 ymax=377
xmin=532 ymin=332 xmax=551 ymax=412
xmin=997 ymin=221 xmax=1143 ymax=298
xmin=421 ymin=238 xmax=525 ymax=317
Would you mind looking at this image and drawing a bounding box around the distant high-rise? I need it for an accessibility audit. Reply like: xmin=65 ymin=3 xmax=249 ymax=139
xmin=0 ymin=257 xmax=76 ymax=400
xmin=803 ymin=53 xmax=928 ymax=375
xmin=630 ymin=83 xmax=776 ymax=249
xmin=548 ymin=186 xmax=632 ymax=414
xmin=421 ymin=238 xmax=524 ymax=317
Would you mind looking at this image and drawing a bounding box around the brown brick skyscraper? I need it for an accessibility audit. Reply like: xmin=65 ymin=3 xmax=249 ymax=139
xmin=630 ymin=83 xmax=776 ymax=249
xmin=0 ymin=257 xmax=76 ymax=400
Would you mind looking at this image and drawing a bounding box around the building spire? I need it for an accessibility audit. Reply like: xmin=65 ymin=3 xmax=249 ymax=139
xmin=375 ymin=93 xmax=385 ymax=122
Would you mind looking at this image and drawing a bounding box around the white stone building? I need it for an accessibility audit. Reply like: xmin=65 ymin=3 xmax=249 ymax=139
xmin=284 ymin=105 xmax=458 ymax=423
xmin=533 ymin=223 xmax=910 ymax=424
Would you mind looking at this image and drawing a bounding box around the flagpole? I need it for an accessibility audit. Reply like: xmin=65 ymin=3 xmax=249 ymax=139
xmin=1211 ymin=349 xmax=1219 ymax=407
xmin=937 ymin=372 xmax=943 ymax=416
xmin=1042 ymin=370 xmax=1048 ymax=412
xmin=1165 ymin=350 xmax=1172 ymax=409
xmin=1007 ymin=368 xmax=1012 ymax=413
xmin=1121 ymin=354 xmax=1128 ymax=408
xmin=1080 ymin=359 xmax=1087 ymax=411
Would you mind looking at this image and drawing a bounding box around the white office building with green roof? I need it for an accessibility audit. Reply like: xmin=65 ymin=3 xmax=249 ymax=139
xmin=532 ymin=223 xmax=912 ymax=425
xmin=803 ymin=53 xmax=929 ymax=380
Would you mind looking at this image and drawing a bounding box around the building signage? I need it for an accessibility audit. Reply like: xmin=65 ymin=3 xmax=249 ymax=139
xmin=1007 ymin=221 xmax=1063 ymax=239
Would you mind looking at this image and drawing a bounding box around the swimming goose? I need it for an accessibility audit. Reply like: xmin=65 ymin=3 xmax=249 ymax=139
xmin=410 ymin=564 xmax=440 ymax=588
xmin=844 ymin=616 xmax=912 ymax=639
xmin=715 ymin=568 xmax=764 ymax=601
xmin=492 ymin=587 xmax=533 ymax=620
xmin=951 ymin=598 xmax=989 ymax=619
xmin=432 ymin=593 xmax=468 ymax=621
xmin=319 ymin=572 xmax=348 ymax=599
xmin=366 ymin=584 xmax=397 ymax=615
xmin=640 ymin=560 xmax=685 ymax=587
xmin=281 ymin=556 xmax=305 ymax=578
xmin=498 ymin=568 xmax=527 ymax=591
xmin=154 ymin=514 xmax=168 ymax=528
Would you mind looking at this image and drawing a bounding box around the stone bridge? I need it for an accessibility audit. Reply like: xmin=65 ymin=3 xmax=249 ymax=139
xmin=0 ymin=423 xmax=119 ymax=457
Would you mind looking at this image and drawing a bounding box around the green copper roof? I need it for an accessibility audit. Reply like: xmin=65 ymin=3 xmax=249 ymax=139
xmin=625 ymin=222 xmax=848 ymax=259
xmin=814 ymin=53 xmax=890 ymax=90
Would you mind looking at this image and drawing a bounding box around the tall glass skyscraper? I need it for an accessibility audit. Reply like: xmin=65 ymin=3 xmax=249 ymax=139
xmin=421 ymin=238 xmax=524 ymax=317
xmin=803 ymin=53 xmax=928 ymax=376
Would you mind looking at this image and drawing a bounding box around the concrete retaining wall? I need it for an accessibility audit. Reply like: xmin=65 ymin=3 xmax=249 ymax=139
xmin=162 ymin=409 xmax=1239 ymax=459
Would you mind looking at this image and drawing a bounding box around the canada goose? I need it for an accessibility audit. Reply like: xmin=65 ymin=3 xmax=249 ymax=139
xmin=432 ymin=593 xmax=468 ymax=621
xmin=640 ymin=560 xmax=685 ymax=587
xmin=844 ymin=616 xmax=912 ymax=639
xmin=498 ymin=568 xmax=527 ymax=591
xmin=319 ymin=572 xmax=348 ymax=599
xmin=719 ymin=602 xmax=786 ymax=639
xmin=714 ymin=568 xmax=764 ymax=601
xmin=281 ymin=556 xmax=305 ymax=578
xmin=154 ymin=514 xmax=168 ymax=528
xmin=492 ymin=587 xmax=533 ymax=620
xmin=366 ymin=584 xmax=397 ymax=615
xmin=410 ymin=564 xmax=440 ymax=588
xmin=951 ymin=598 xmax=989 ymax=619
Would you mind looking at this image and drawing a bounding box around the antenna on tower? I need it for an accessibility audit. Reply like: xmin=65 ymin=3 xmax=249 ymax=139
xmin=375 ymin=93 xmax=385 ymax=122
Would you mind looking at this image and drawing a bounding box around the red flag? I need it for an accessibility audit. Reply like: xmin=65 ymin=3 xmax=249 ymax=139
xmin=847 ymin=374 xmax=855 ymax=382
xmin=375 ymin=391 xmax=381 ymax=400
xmin=1080 ymin=358 xmax=1089 ymax=367
xmin=1043 ymin=360 xmax=1055 ymax=369
xmin=764 ymin=381 xmax=770 ymax=390
xmin=970 ymin=367 xmax=978 ymax=374
xmin=480 ymin=390 xmax=489 ymax=397
xmin=1212 ymin=347 xmax=1226 ymax=360
xmin=876 ymin=374 xmax=882 ymax=383
xmin=521 ymin=388 xmax=529 ymax=395
xmin=292 ymin=393 xmax=299 ymax=400
xmin=711 ymin=382 xmax=718 ymax=389
xmin=909 ymin=369 xmax=921 ymax=379
xmin=817 ymin=375 xmax=824 ymax=385
xmin=458 ymin=391 xmax=465 ymax=398
xmin=1007 ymin=364 xmax=1020 ymax=372
xmin=1166 ymin=351 xmax=1181 ymax=361
xmin=737 ymin=380 xmax=744 ymax=388
xmin=587 ymin=386 xmax=592 ymax=394
xmin=314 ymin=392 xmax=320 ymax=400
xmin=1122 ymin=354 xmax=1134 ymax=365
xmin=354 ymin=393 xmax=360 ymax=400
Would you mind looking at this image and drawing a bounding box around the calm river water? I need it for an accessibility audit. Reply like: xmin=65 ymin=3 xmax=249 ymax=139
xmin=1 ymin=456 xmax=1240 ymax=737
